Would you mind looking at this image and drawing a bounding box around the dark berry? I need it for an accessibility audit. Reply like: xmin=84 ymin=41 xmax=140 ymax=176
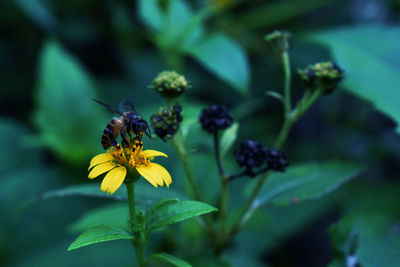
xmin=199 ymin=104 xmax=233 ymax=133
xmin=266 ymin=150 xmax=289 ymax=172
xmin=234 ymin=140 xmax=268 ymax=171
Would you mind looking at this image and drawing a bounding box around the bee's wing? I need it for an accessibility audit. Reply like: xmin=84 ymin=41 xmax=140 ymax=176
xmin=119 ymin=99 xmax=136 ymax=113
xmin=93 ymin=99 xmax=123 ymax=116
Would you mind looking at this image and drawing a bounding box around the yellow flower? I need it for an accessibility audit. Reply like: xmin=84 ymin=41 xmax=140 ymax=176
xmin=88 ymin=139 xmax=172 ymax=194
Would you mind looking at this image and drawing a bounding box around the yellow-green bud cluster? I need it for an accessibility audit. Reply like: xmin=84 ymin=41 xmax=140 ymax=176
xmin=150 ymin=71 xmax=189 ymax=99
xmin=298 ymin=61 xmax=344 ymax=94
xmin=265 ymin=30 xmax=291 ymax=53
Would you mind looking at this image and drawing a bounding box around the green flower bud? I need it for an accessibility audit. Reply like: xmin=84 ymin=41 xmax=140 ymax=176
xmin=265 ymin=30 xmax=291 ymax=53
xmin=151 ymin=104 xmax=183 ymax=141
xmin=298 ymin=61 xmax=344 ymax=94
xmin=150 ymin=71 xmax=189 ymax=99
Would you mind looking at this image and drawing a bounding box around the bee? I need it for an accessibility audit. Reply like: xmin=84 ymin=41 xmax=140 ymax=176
xmin=93 ymin=99 xmax=151 ymax=149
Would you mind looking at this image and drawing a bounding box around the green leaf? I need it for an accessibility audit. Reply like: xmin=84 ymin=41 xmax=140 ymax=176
xmin=239 ymin=0 xmax=336 ymax=29
xmin=137 ymin=0 xmax=163 ymax=31
xmin=138 ymin=0 xmax=203 ymax=50
xmin=329 ymin=184 xmax=400 ymax=267
xmin=251 ymin=161 xmax=361 ymax=206
xmin=69 ymin=204 xmax=129 ymax=233
xmin=305 ymin=24 xmax=400 ymax=134
xmin=146 ymin=199 xmax=217 ymax=230
xmin=186 ymin=34 xmax=250 ymax=94
xmin=13 ymin=0 xmax=59 ymax=33
xmin=34 ymin=40 xmax=108 ymax=164
xmin=68 ymin=225 xmax=133 ymax=251
xmin=149 ymin=253 xmax=192 ymax=267
xmin=39 ymin=183 xmax=183 ymax=204
xmin=220 ymin=122 xmax=239 ymax=157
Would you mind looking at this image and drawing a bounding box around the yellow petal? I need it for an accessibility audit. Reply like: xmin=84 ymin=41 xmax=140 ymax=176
xmin=150 ymin=163 xmax=172 ymax=187
xmin=142 ymin=150 xmax=168 ymax=159
xmin=88 ymin=153 xmax=114 ymax=170
xmin=88 ymin=162 xmax=116 ymax=179
xmin=100 ymin=166 xmax=126 ymax=194
xmin=136 ymin=164 xmax=164 ymax=187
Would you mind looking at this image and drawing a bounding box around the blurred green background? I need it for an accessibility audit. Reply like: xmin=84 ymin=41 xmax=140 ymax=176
xmin=1 ymin=0 xmax=400 ymax=266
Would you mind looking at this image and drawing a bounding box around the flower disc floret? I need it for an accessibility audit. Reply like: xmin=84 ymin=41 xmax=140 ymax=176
xmin=88 ymin=139 xmax=171 ymax=194
xmin=199 ymin=104 xmax=233 ymax=133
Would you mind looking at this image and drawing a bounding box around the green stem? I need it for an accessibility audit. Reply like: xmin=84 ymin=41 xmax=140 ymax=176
xmin=171 ymin=134 xmax=203 ymax=202
xmin=213 ymin=131 xmax=225 ymax=177
xmin=219 ymin=47 xmax=294 ymax=253
xmin=213 ymin=131 xmax=229 ymax=234
xmin=126 ymin=182 xmax=136 ymax=226
xmin=126 ymin=182 xmax=146 ymax=267
xmin=227 ymin=171 xmax=269 ymax=239
xmin=282 ymin=51 xmax=292 ymax=114
xmin=275 ymin=116 xmax=294 ymax=150
xmin=171 ymin=134 xmax=216 ymax=235
xmin=220 ymin=179 xmax=229 ymax=234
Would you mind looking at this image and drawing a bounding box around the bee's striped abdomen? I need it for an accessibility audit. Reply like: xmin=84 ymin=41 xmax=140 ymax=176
xmin=101 ymin=118 xmax=122 ymax=150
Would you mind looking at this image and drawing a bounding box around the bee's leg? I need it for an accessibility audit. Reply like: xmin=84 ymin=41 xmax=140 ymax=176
xmin=145 ymin=126 xmax=152 ymax=139
xmin=120 ymin=130 xmax=129 ymax=148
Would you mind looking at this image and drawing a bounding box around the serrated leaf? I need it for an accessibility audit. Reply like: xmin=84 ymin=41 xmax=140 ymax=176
xmin=34 ymin=40 xmax=108 ymax=164
xmin=305 ymin=24 xmax=400 ymax=134
xmin=186 ymin=34 xmax=250 ymax=94
xmin=146 ymin=200 xmax=217 ymax=230
xmin=149 ymin=253 xmax=192 ymax=267
xmin=68 ymin=225 xmax=133 ymax=251
xmin=220 ymin=122 xmax=239 ymax=157
xmin=250 ymin=161 xmax=361 ymax=207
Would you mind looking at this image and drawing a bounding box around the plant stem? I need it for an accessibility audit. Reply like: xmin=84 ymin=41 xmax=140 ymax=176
xmin=126 ymin=182 xmax=146 ymax=267
xmin=171 ymin=133 xmax=216 ymax=235
xmin=282 ymin=51 xmax=292 ymax=114
xmin=171 ymin=134 xmax=203 ymax=202
xmin=275 ymin=116 xmax=294 ymax=150
xmin=219 ymin=48 xmax=295 ymax=253
xmin=227 ymin=171 xmax=269 ymax=238
xmin=213 ymin=131 xmax=229 ymax=234
xmin=126 ymin=182 xmax=136 ymax=226
xmin=213 ymin=131 xmax=225 ymax=177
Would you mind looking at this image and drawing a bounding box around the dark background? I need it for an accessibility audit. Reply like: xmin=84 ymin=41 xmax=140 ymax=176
xmin=1 ymin=0 xmax=400 ymax=266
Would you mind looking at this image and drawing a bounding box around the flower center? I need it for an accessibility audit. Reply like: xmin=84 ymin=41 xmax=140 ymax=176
xmin=108 ymin=138 xmax=150 ymax=169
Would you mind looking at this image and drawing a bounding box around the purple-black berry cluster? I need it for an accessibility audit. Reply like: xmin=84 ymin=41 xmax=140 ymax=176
xmin=234 ymin=140 xmax=289 ymax=176
xmin=199 ymin=104 xmax=233 ymax=133
xmin=266 ymin=149 xmax=289 ymax=172
xmin=151 ymin=104 xmax=183 ymax=141
xmin=234 ymin=140 xmax=268 ymax=174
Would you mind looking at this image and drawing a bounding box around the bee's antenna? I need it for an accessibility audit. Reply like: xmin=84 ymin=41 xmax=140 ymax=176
xmin=92 ymin=99 xmax=124 ymax=116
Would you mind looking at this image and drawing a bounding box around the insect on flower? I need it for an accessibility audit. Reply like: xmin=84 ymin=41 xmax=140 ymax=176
xmin=93 ymin=99 xmax=151 ymax=149
xmin=88 ymin=138 xmax=172 ymax=194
